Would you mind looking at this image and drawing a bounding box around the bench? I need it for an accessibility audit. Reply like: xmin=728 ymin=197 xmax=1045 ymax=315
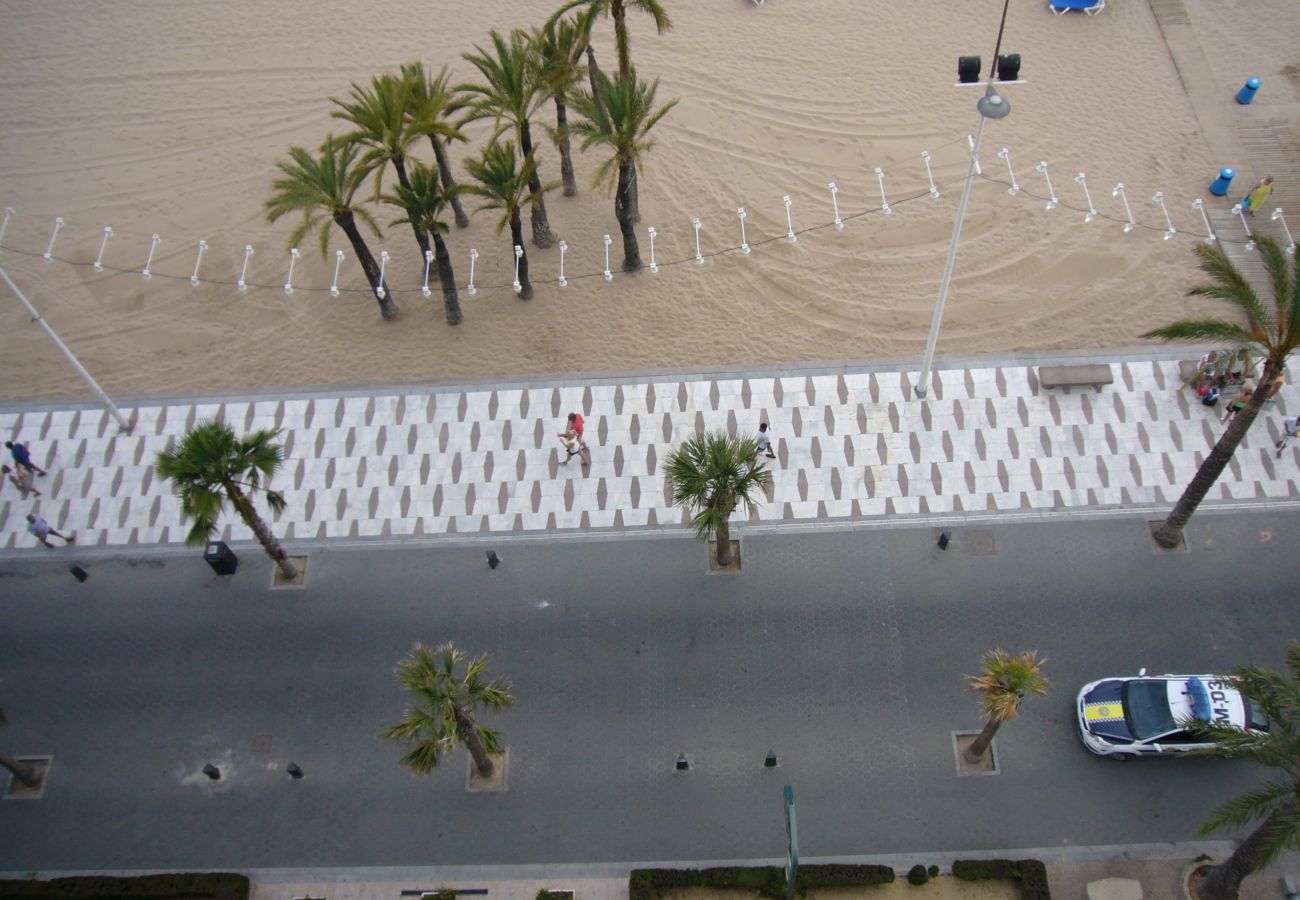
xmin=1038 ymin=364 xmax=1114 ymax=389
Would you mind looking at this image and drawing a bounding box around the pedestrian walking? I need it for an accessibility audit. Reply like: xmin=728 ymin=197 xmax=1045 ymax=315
xmin=6 ymin=440 xmax=46 ymax=476
xmin=2 ymin=464 xmax=42 ymax=499
xmin=557 ymin=431 xmax=582 ymax=466
xmin=26 ymin=513 xmax=73 ymax=548
xmin=1243 ymin=176 xmax=1274 ymax=216
xmin=1276 ymin=417 xmax=1300 ymax=458
xmin=1221 ymin=384 xmax=1254 ymax=424
xmin=755 ymin=422 xmax=776 ymax=458
xmin=557 ymin=411 xmax=590 ymax=466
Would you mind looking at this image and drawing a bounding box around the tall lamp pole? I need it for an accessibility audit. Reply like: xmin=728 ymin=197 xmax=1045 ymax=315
xmin=915 ymin=0 xmax=1014 ymax=399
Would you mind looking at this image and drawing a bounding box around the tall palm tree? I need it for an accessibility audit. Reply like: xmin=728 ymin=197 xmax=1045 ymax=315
xmin=331 ymin=73 xmax=432 ymax=266
xmin=380 ymin=641 xmax=514 ymax=779
xmin=963 ymin=650 xmax=1048 ymax=763
xmin=265 ymin=138 xmax=398 ymax=320
xmin=0 ymin=681 xmax=39 ymax=789
xmin=551 ymin=0 xmax=672 ymax=222
xmin=465 ymin=140 xmax=553 ymax=301
xmin=460 ymin=30 xmax=557 ymax=248
xmin=532 ymin=13 xmax=592 ymax=197
xmin=401 ymin=62 xmax=472 ymax=229
xmin=1143 ymin=234 xmax=1299 ymax=549
xmin=664 ymin=430 xmax=772 ymax=567
xmin=156 ymin=421 xmax=298 ymax=581
xmin=382 ymin=161 xmax=463 ymax=326
xmin=1190 ymin=641 xmax=1300 ymax=900
xmin=569 ymin=69 xmax=677 ymax=272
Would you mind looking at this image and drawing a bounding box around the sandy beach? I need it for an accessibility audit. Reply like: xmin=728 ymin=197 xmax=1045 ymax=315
xmin=0 ymin=0 xmax=1296 ymax=403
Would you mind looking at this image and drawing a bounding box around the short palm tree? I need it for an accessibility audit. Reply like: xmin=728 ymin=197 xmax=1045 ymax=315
xmin=963 ymin=650 xmax=1048 ymax=764
xmin=0 ymin=681 xmax=39 ymax=789
xmin=460 ymin=30 xmax=557 ymax=248
xmin=569 ymin=69 xmax=677 ymax=272
xmin=1189 ymin=642 xmax=1300 ymax=900
xmin=401 ymin=62 xmax=472 ymax=229
xmin=465 ymin=140 xmax=553 ymax=301
xmin=532 ymin=13 xmax=592 ymax=197
xmin=1143 ymin=234 xmax=1299 ymax=548
xmin=382 ymin=161 xmax=463 ymax=326
xmin=331 ymin=73 xmax=432 ymax=266
xmin=156 ymin=421 xmax=298 ymax=581
xmin=265 ymin=137 xmax=397 ymax=320
xmin=380 ymin=641 xmax=514 ymax=779
xmin=664 ymin=430 xmax=772 ymax=567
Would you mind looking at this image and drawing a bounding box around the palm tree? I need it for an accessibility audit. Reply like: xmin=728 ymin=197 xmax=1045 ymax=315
xmin=963 ymin=650 xmax=1048 ymax=764
xmin=664 ymin=430 xmax=772 ymax=567
xmin=569 ymin=69 xmax=677 ymax=272
xmin=331 ymin=73 xmax=432 ymax=266
xmin=0 ymin=681 xmax=39 ymax=789
xmin=460 ymin=30 xmax=557 ymax=248
xmin=1143 ymin=234 xmax=1299 ymax=549
xmin=401 ymin=62 xmax=472 ymax=229
xmin=156 ymin=421 xmax=298 ymax=581
xmin=380 ymin=641 xmax=514 ymax=779
xmin=532 ymin=13 xmax=592 ymax=197
xmin=383 ymin=161 xmax=463 ymax=326
xmin=466 ymin=140 xmax=553 ymax=301
xmin=265 ymin=138 xmax=398 ymax=320
xmin=1190 ymin=641 xmax=1300 ymax=900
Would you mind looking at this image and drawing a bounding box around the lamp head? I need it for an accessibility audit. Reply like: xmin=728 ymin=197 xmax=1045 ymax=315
xmin=977 ymin=86 xmax=1010 ymax=119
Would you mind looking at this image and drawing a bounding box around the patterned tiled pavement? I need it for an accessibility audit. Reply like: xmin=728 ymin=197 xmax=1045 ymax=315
xmin=1 ymin=352 xmax=1297 ymax=550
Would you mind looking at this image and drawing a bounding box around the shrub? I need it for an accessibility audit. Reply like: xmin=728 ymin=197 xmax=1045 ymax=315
xmin=951 ymin=859 xmax=1051 ymax=900
xmin=536 ymin=892 xmax=573 ymax=900
xmin=906 ymin=865 xmax=929 ymax=886
xmin=927 ymin=866 xmax=940 ymax=879
xmin=0 ymin=874 xmax=250 ymax=900
xmin=629 ymin=864 xmax=893 ymax=900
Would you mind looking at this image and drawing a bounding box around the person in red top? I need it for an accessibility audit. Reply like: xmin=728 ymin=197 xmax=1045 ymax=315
xmin=558 ymin=412 xmax=591 ymax=466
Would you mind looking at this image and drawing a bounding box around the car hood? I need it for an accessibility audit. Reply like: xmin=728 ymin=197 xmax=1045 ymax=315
xmin=1081 ymin=679 xmax=1132 ymax=743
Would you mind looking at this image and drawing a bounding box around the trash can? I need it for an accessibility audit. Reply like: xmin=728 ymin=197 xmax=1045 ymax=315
xmin=204 ymin=541 xmax=238 ymax=575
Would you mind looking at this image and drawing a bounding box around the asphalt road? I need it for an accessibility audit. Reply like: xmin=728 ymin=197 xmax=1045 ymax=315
xmin=0 ymin=508 xmax=1296 ymax=871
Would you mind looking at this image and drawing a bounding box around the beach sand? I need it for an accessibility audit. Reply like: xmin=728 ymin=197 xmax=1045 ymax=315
xmin=0 ymin=0 xmax=1295 ymax=403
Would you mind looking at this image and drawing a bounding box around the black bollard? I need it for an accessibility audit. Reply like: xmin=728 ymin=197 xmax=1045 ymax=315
xmin=937 ymin=531 xmax=952 ymax=551
xmin=675 ymin=753 xmax=690 ymax=772
xmin=202 ymin=764 xmax=221 ymax=780
xmin=287 ymin=762 xmax=304 ymax=779
xmin=486 ymin=550 xmax=501 ymax=570
xmin=69 ymin=565 xmax=89 ymax=583
xmin=764 ymin=750 xmax=778 ymax=768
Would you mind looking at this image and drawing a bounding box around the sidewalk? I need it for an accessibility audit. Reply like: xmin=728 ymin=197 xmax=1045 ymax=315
xmin=0 ymin=350 xmax=1296 ymax=552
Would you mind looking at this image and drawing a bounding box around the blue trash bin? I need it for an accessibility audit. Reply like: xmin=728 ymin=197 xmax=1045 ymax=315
xmin=1209 ymin=167 xmax=1235 ymax=197
xmin=1235 ymin=77 xmax=1260 ymax=104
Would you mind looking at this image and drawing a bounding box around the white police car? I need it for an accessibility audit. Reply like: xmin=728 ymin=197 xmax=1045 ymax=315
xmin=1076 ymin=670 xmax=1270 ymax=759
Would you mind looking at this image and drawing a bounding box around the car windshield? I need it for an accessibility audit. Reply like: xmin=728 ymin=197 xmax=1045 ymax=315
xmin=1124 ymin=680 xmax=1176 ymax=740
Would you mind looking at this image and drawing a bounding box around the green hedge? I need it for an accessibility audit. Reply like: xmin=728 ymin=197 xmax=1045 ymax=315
xmin=629 ymin=864 xmax=893 ymax=900
xmin=953 ymin=859 xmax=1050 ymax=900
xmin=0 ymin=874 xmax=249 ymax=900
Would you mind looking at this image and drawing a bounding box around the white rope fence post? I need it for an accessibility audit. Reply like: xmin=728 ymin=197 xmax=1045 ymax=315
xmin=737 ymin=207 xmax=750 ymax=254
xmin=94 ymin=226 xmax=113 ymax=272
xmin=284 ymin=247 xmax=299 ymax=294
xmin=330 ymin=249 xmax=344 ymax=297
xmin=921 ymin=152 xmax=939 ymax=199
xmin=1272 ymin=208 xmax=1295 ymax=255
xmin=0 ymin=207 xmax=14 ymax=250
xmin=1192 ymin=200 xmax=1216 ymax=244
xmin=421 ymin=249 xmax=433 ymax=297
xmin=238 ymin=244 xmax=254 ymax=290
xmin=43 ymin=217 xmax=64 ymax=262
xmin=602 ymin=234 xmax=613 ymax=281
xmin=874 ymin=167 xmax=892 ymax=214
xmin=996 ymin=148 xmax=1018 ymax=194
xmin=467 ymin=248 xmax=478 ymax=295
xmin=557 ymin=241 xmax=567 ymax=286
xmin=647 ymin=227 xmax=659 ymax=272
xmin=190 ymin=240 xmax=207 ymax=286
xmin=1035 ymin=161 xmax=1058 ymax=209
xmin=376 ymin=250 xmax=390 ymax=298
xmin=1112 ymin=183 xmax=1135 ymax=233
xmin=692 ymin=217 xmax=704 ymax=264
xmin=828 ymin=182 xmax=844 ymax=229
xmin=512 ymin=245 xmax=522 ymax=293
xmin=1231 ymin=203 xmax=1255 ymax=250
xmin=782 ymin=196 xmax=796 ymax=243
xmin=1152 ymin=192 xmax=1175 ymax=240
xmin=1074 ymin=173 xmax=1097 ymax=223
xmin=142 ymin=234 xmax=161 ymax=280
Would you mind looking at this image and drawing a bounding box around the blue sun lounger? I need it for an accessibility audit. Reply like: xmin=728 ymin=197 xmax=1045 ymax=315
xmin=1049 ymin=0 xmax=1105 ymax=14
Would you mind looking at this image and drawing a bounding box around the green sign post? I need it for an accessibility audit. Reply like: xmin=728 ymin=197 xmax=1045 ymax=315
xmin=783 ymin=785 xmax=798 ymax=900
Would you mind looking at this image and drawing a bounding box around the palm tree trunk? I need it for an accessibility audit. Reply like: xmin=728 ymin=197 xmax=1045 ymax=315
xmin=585 ymin=46 xmax=604 ymax=112
xmin=612 ymin=0 xmax=631 ymax=82
xmin=1198 ymin=809 xmax=1282 ymax=900
xmin=335 ymin=211 xmax=398 ymax=320
xmin=0 ymin=750 xmax=39 ymax=788
xmin=627 ymin=162 xmax=640 ymax=224
xmin=430 ymin=135 xmax=471 ymax=229
xmin=431 ymin=232 xmax=462 ymax=326
xmin=392 ymin=157 xmax=431 ymax=266
xmin=555 ymin=97 xmax=578 ymax=197
xmin=227 ymin=481 xmax=298 ymax=581
xmin=457 ymin=714 xmax=494 ymax=777
xmin=519 ymin=123 xmax=556 ymax=248
xmin=1154 ymin=360 xmax=1280 ymax=547
xmin=964 ymin=717 xmax=1001 ymax=763
xmin=615 ymin=161 xmax=641 ymax=271
xmin=510 ymin=211 xmax=533 ymax=300
xmin=715 ymin=517 xmax=733 ymax=566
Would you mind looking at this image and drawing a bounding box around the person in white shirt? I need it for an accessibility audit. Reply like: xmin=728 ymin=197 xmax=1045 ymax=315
xmin=1277 ymin=417 xmax=1300 ymax=458
xmin=755 ymin=422 xmax=776 ymax=459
